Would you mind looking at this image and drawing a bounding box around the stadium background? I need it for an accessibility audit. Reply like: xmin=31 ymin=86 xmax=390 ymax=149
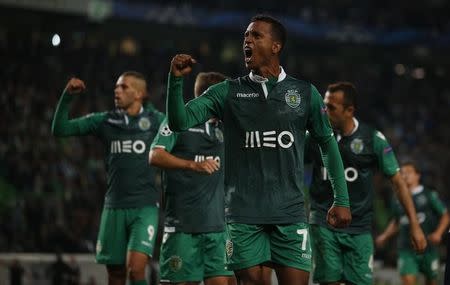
xmin=0 ymin=0 xmax=449 ymax=284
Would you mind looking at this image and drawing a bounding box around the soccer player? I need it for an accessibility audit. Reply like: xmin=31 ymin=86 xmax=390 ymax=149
xmin=376 ymin=162 xmax=449 ymax=285
xmin=52 ymin=72 xmax=164 ymax=285
xmin=149 ymin=71 xmax=236 ymax=285
xmin=305 ymin=82 xmax=427 ymax=285
xmin=165 ymin=15 xmax=352 ymax=285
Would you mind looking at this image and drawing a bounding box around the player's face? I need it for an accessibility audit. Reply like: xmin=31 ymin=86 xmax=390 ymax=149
xmin=114 ymin=76 xmax=139 ymax=109
xmin=401 ymin=165 xmax=420 ymax=189
xmin=243 ymin=21 xmax=276 ymax=70
xmin=324 ymin=91 xmax=349 ymax=130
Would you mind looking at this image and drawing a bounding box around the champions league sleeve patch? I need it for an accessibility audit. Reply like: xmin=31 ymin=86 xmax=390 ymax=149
xmin=383 ymin=146 xmax=393 ymax=154
xmin=160 ymin=124 xmax=173 ymax=136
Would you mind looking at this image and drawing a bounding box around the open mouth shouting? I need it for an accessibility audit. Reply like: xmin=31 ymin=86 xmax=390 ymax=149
xmin=244 ymin=46 xmax=253 ymax=63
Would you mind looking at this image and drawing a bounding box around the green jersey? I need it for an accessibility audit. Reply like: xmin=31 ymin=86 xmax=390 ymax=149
xmin=392 ymin=185 xmax=447 ymax=251
xmin=166 ymin=69 xmax=349 ymax=224
xmin=52 ymin=91 xmax=165 ymax=208
xmin=151 ymin=118 xmax=225 ymax=233
xmin=306 ymin=119 xmax=399 ymax=233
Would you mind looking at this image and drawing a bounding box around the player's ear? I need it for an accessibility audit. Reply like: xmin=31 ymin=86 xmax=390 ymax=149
xmin=345 ymin=105 xmax=355 ymax=116
xmin=272 ymin=41 xmax=282 ymax=54
xmin=138 ymin=90 xmax=146 ymax=101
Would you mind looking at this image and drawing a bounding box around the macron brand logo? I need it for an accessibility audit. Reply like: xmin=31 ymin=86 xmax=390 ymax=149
xmin=237 ymin=92 xmax=260 ymax=98
xmin=110 ymin=140 xmax=146 ymax=154
xmin=245 ymin=130 xmax=294 ymax=149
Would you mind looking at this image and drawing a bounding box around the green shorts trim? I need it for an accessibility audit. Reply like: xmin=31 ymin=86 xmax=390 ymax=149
xmin=159 ymin=231 xmax=233 ymax=283
xmin=225 ymin=223 xmax=312 ymax=272
xmin=95 ymin=206 xmax=159 ymax=264
xmin=398 ymin=249 xmax=440 ymax=279
xmin=310 ymin=225 xmax=373 ymax=285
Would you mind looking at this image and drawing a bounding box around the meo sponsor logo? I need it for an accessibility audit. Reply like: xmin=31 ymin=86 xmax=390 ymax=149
xmin=110 ymin=140 xmax=146 ymax=154
xmin=321 ymin=166 xmax=359 ymax=182
xmin=194 ymin=155 xmax=221 ymax=166
xmin=245 ymin=130 xmax=294 ymax=149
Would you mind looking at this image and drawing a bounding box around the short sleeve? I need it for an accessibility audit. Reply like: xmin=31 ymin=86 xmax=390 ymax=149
xmin=373 ymin=130 xmax=400 ymax=177
xmin=151 ymin=118 xmax=178 ymax=152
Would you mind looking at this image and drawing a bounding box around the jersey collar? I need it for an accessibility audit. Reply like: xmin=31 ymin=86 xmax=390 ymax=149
xmin=118 ymin=106 xmax=144 ymax=125
xmin=411 ymin=185 xmax=424 ymax=195
xmin=249 ymin=66 xmax=286 ymax=83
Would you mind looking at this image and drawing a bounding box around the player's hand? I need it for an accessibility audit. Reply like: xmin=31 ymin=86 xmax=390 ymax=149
xmin=64 ymin=77 xmax=86 ymax=94
xmin=410 ymin=225 xmax=427 ymax=253
xmin=375 ymin=234 xmax=387 ymax=248
xmin=327 ymin=205 xmax=352 ymax=228
xmin=191 ymin=159 xmax=219 ymax=174
xmin=170 ymin=54 xmax=197 ymax=77
xmin=427 ymin=231 xmax=442 ymax=246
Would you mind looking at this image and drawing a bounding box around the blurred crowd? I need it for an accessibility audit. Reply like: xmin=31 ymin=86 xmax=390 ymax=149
xmin=147 ymin=0 xmax=450 ymax=32
xmin=0 ymin=6 xmax=448 ymax=267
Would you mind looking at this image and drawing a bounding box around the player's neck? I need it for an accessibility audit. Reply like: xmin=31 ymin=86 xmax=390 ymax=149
xmin=341 ymin=117 xmax=356 ymax=136
xmin=125 ymin=102 xmax=143 ymax=116
xmin=253 ymin=61 xmax=280 ymax=79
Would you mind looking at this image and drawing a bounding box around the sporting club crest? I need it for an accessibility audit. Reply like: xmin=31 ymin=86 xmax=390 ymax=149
xmin=285 ymin=89 xmax=301 ymax=108
xmin=138 ymin=117 xmax=151 ymax=131
xmin=350 ymin=138 xmax=364 ymax=154
xmin=169 ymin=255 xmax=183 ymax=272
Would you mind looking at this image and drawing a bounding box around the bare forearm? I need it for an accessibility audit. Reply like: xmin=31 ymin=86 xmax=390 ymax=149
xmin=391 ymin=173 xmax=420 ymax=228
xmin=380 ymin=220 xmax=399 ymax=241
xmin=434 ymin=211 xmax=450 ymax=236
xmin=149 ymin=148 xmax=194 ymax=170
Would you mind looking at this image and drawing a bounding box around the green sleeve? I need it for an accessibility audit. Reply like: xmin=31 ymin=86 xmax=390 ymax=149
xmin=51 ymin=91 xmax=106 ymax=137
xmin=166 ymin=74 xmax=228 ymax=131
xmin=307 ymin=85 xmax=334 ymax=139
xmin=428 ymin=190 xmax=447 ymax=216
xmin=304 ymin=131 xmax=312 ymax=164
xmin=391 ymin=198 xmax=401 ymax=221
xmin=373 ymin=130 xmax=400 ymax=177
xmin=308 ymin=85 xmax=349 ymax=207
xmin=150 ymin=118 xmax=178 ymax=152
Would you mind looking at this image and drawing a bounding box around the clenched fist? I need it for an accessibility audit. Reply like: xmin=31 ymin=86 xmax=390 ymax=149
xmin=170 ymin=54 xmax=197 ymax=77
xmin=64 ymin=77 xmax=86 ymax=94
xmin=327 ymin=205 xmax=352 ymax=228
